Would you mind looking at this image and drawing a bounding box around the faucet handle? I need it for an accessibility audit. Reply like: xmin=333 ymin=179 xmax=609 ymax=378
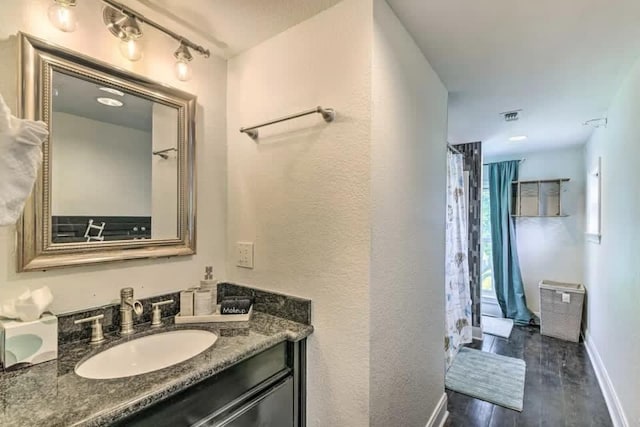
xmin=74 ymin=314 xmax=105 ymax=344
xmin=151 ymin=299 xmax=175 ymax=328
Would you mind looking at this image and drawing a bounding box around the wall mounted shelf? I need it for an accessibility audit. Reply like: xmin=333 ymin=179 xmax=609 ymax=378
xmin=511 ymin=178 xmax=570 ymax=217
xmin=512 ymin=215 xmax=570 ymax=218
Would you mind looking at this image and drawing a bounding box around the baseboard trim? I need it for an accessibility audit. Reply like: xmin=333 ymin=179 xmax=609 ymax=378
xmin=583 ymin=330 xmax=629 ymax=427
xmin=438 ymin=411 xmax=449 ymax=427
xmin=472 ymin=325 xmax=483 ymax=340
xmin=425 ymin=393 xmax=448 ymax=427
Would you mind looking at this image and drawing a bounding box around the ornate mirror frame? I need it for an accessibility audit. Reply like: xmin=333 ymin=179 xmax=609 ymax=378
xmin=17 ymin=33 xmax=196 ymax=271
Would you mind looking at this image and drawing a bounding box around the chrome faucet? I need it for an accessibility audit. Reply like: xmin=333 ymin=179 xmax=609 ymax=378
xmin=120 ymin=287 xmax=143 ymax=335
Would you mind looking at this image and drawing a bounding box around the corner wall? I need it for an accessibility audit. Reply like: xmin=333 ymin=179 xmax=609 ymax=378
xmin=370 ymin=1 xmax=448 ymax=425
xmin=0 ymin=0 xmax=227 ymax=312
xmin=583 ymin=56 xmax=640 ymax=427
xmin=226 ymin=1 xmax=373 ymax=425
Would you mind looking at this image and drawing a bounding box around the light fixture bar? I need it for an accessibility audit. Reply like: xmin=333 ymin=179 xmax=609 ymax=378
xmin=100 ymin=0 xmax=210 ymax=58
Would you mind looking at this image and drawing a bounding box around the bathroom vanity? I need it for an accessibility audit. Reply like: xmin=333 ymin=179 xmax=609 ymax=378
xmin=0 ymin=284 xmax=313 ymax=427
xmin=3 ymin=30 xmax=316 ymax=427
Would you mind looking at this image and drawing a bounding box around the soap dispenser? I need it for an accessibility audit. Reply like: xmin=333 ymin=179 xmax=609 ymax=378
xmin=200 ymin=265 xmax=218 ymax=289
xmin=200 ymin=266 xmax=218 ymax=313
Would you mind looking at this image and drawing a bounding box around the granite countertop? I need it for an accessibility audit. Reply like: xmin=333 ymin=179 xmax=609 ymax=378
xmin=0 ymin=312 xmax=313 ymax=427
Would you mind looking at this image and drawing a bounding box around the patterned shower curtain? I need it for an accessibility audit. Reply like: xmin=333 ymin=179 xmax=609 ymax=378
xmin=444 ymin=151 xmax=472 ymax=370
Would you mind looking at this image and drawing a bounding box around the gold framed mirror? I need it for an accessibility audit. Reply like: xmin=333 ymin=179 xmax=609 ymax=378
xmin=17 ymin=33 xmax=196 ymax=271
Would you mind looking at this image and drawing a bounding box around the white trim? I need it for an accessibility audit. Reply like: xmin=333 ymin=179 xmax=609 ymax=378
xmin=583 ymin=330 xmax=629 ymax=427
xmin=472 ymin=325 xmax=484 ymax=340
xmin=425 ymin=393 xmax=449 ymax=427
xmin=438 ymin=412 xmax=449 ymax=427
xmin=585 ymin=156 xmax=602 ymax=240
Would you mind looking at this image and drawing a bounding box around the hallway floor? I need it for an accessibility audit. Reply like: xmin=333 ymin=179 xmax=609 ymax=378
xmin=444 ymin=325 xmax=612 ymax=427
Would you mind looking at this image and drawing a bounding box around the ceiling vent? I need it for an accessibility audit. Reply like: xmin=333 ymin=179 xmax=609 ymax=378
xmin=501 ymin=110 xmax=522 ymax=122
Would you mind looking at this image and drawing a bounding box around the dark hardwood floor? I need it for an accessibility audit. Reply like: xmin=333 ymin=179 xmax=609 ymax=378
xmin=444 ymin=325 xmax=612 ymax=427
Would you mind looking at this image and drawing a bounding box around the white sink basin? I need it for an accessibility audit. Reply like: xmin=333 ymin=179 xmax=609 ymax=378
xmin=75 ymin=329 xmax=218 ymax=379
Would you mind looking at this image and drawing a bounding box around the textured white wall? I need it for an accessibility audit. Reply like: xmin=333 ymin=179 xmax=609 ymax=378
xmin=583 ymin=57 xmax=640 ymax=426
xmin=370 ymin=1 xmax=448 ymax=426
xmin=486 ymin=147 xmax=585 ymax=313
xmin=227 ymin=1 xmax=373 ymax=425
xmin=0 ymin=0 xmax=227 ymax=312
xmin=51 ymin=112 xmax=152 ymax=217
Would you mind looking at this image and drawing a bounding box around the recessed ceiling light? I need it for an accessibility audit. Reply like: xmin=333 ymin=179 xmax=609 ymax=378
xmin=99 ymin=87 xmax=125 ymax=97
xmin=96 ymin=97 xmax=124 ymax=107
xmin=509 ymin=135 xmax=528 ymax=142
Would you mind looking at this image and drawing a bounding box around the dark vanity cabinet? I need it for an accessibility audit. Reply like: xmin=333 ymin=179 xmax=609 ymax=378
xmin=222 ymin=376 xmax=293 ymax=426
xmin=114 ymin=340 xmax=306 ymax=427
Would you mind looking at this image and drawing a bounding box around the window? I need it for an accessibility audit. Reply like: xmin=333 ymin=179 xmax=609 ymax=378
xmin=480 ymin=182 xmax=495 ymax=297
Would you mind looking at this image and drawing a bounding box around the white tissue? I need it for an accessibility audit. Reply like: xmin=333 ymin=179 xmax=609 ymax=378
xmin=0 ymin=286 xmax=53 ymax=322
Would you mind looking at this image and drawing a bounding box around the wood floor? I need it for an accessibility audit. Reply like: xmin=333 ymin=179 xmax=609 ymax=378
xmin=444 ymin=325 xmax=612 ymax=427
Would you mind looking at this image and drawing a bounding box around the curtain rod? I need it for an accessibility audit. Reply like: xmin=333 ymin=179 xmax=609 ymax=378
xmin=447 ymin=144 xmax=463 ymax=155
xmin=483 ymin=159 xmax=526 ymax=165
xmin=101 ymin=0 xmax=210 ymax=58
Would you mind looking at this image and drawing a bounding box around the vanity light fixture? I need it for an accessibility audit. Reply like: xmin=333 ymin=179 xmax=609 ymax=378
xmin=96 ymin=97 xmax=124 ymax=107
xmin=508 ymin=135 xmax=528 ymax=142
xmin=103 ymin=6 xmax=144 ymax=61
xmin=48 ymin=0 xmax=78 ymax=33
xmin=119 ymin=36 xmax=144 ymax=62
xmin=99 ymin=87 xmax=125 ymax=97
xmin=98 ymin=0 xmax=210 ymax=81
xmin=49 ymin=0 xmax=211 ymax=80
xmin=174 ymin=42 xmax=193 ymax=82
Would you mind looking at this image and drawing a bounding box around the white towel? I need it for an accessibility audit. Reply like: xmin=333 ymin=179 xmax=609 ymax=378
xmin=0 ymin=92 xmax=48 ymax=226
xmin=0 ymin=286 xmax=54 ymax=321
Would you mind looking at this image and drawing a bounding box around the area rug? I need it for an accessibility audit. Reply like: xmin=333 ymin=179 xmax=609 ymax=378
xmin=445 ymin=347 xmax=526 ymax=411
xmin=482 ymin=315 xmax=514 ymax=338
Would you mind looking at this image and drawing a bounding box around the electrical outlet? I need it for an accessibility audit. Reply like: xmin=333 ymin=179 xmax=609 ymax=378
xmin=236 ymin=242 xmax=254 ymax=268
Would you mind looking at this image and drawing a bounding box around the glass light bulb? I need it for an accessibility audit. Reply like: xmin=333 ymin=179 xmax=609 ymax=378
xmin=48 ymin=3 xmax=77 ymax=32
xmin=119 ymin=38 xmax=143 ymax=62
xmin=174 ymin=59 xmax=192 ymax=82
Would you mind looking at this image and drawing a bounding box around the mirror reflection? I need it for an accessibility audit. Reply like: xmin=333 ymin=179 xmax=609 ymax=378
xmin=50 ymin=70 xmax=179 ymax=243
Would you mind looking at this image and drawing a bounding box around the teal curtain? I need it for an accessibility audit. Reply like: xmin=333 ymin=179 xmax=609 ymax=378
xmin=488 ymin=161 xmax=534 ymax=325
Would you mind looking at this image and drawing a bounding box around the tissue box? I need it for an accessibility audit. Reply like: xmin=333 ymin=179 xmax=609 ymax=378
xmin=0 ymin=313 xmax=58 ymax=370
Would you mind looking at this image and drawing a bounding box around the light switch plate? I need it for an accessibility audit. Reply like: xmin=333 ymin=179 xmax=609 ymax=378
xmin=236 ymin=242 xmax=254 ymax=268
